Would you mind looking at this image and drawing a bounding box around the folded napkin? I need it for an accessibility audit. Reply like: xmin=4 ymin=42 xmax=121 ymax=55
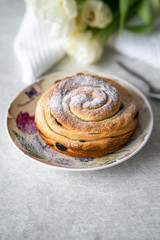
xmin=14 ymin=7 xmax=160 ymax=84
xmin=108 ymin=19 xmax=160 ymax=69
xmin=14 ymin=7 xmax=66 ymax=84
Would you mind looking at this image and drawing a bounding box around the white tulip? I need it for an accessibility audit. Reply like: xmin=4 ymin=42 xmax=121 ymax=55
xmin=75 ymin=10 xmax=87 ymax=30
xmin=25 ymin=0 xmax=77 ymax=37
xmin=81 ymin=0 xmax=113 ymax=28
xmin=51 ymin=17 xmax=75 ymax=38
xmin=26 ymin=0 xmax=77 ymax=20
xmin=62 ymin=0 xmax=77 ymax=18
xmin=65 ymin=31 xmax=103 ymax=65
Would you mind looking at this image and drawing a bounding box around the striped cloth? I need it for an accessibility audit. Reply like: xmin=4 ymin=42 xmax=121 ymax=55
xmin=108 ymin=19 xmax=160 ymax=70
xmin=14 ymin=7 xmax=66 ymax=84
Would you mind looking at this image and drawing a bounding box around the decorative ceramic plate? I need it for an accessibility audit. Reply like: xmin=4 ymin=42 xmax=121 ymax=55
xmin=6 ymin=72 xmax=153 ymax=171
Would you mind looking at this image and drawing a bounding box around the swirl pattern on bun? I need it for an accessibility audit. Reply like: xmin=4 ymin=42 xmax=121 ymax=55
xmin=35 ymin=73 xmax=138 ymax=158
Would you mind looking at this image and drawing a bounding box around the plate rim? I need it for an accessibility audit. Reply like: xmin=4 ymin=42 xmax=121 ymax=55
xmin=6 ymin=72 xmax=154 ymax=172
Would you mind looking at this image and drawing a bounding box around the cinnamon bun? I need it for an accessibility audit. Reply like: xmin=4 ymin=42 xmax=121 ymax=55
xmin=35 ymin=73 xmax=138 ymax=158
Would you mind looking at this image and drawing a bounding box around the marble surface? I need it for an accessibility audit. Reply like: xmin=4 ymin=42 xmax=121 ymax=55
xmin=1 ymin=0 xmax=160 ymax=239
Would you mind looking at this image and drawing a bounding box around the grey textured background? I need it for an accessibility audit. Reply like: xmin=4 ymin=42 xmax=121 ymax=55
xmin=0 ymin=0 xmax=160 ymax=239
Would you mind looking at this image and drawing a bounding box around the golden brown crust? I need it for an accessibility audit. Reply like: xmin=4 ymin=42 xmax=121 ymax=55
xmin=35 ymin=73 xmax=138 ymax=158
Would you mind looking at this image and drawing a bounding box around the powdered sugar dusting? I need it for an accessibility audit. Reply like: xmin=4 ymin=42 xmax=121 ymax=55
xmin=46 ymin=74 xmax=121 ymax=127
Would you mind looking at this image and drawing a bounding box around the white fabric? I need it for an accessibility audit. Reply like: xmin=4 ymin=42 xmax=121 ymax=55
xmin=108 ymin=19 xmax=160 ymax=69
xmin=14 ymin=7 xmax=160 ymax=84
xmin=14 ymin=7 xmax=66 ymax=84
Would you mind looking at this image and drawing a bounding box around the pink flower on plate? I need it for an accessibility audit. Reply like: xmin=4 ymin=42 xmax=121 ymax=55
xmin=16 ymin=112 xmax=37 ymax=134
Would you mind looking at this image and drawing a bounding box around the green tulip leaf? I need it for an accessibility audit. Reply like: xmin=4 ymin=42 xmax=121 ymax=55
xmin=136 ymin=0 xmax=160 ymax=24
xmin=119 ymin=0 xmax=130 ymax=34
xmin=127 ymin=24 xmax=152 ymax=34
xmin=97 ymin=12 xmax=119 ymax=42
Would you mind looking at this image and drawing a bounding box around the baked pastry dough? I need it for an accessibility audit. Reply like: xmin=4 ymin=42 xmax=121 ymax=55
xmin=35 ymin=73 xmax=138 ymax=158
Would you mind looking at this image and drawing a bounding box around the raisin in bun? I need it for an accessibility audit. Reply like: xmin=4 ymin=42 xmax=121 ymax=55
xmin=35 ymin=73 xmax=138 ymax=158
